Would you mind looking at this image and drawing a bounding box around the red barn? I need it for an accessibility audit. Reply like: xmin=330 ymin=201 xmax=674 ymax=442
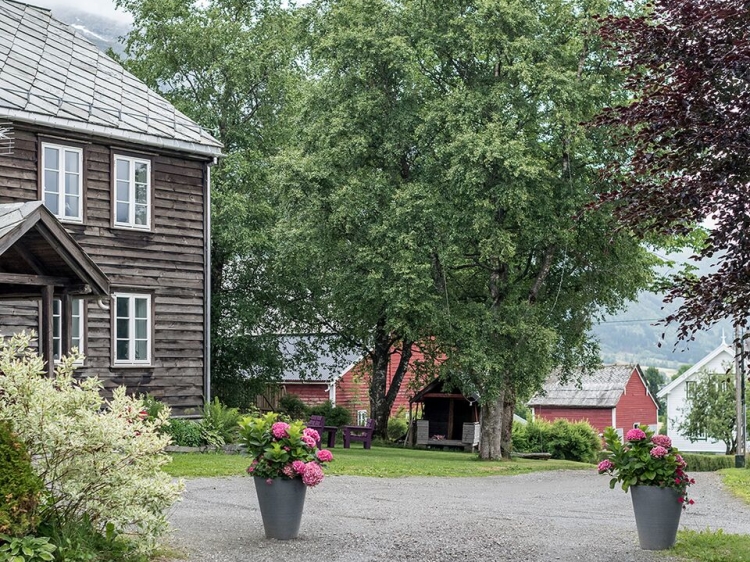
xmin=527 ymin=365 xmax=658 ymax=437
xmin=256 ymin=336 xmax=433 ymax=422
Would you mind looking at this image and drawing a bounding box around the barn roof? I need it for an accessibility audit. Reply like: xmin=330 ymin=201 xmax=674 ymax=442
xmin=279 ymin=335 xmax=362 ymax=383
xmin=527 ymin=365 xmax=642 ymax=408
xmin=0 ymin=0 xmax=222 ymax=157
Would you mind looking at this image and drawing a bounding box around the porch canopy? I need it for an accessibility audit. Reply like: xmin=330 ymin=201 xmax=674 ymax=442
xmin=0 ymin=201 xmax=109 ymax=375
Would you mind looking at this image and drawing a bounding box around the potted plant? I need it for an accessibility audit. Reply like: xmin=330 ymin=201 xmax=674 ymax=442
xmin=238 ymin=412 xmax=333 ymax=540
xmin=598 ymin=426 xmax=695 ymax=550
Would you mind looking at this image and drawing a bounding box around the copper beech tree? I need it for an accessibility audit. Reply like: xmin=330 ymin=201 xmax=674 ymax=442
xmin=595 ymin=1 xmax=750 ymax=345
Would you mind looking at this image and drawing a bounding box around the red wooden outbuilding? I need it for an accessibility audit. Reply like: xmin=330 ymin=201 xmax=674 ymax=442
xmin=527 ymin=365 xmax=658 ymax=437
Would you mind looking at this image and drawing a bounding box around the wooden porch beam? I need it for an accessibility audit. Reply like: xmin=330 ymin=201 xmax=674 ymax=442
xmin=41 ymin=285 xmax=54 ymax=378
xmin=0 ymin=273 xmax=74 ymax=286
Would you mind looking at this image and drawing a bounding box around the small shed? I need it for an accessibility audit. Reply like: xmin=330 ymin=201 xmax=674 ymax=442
xmin=527 ymin=365 xmax=658 ymax=437
xmin=409 ymin=379 xmax=480 ymax=451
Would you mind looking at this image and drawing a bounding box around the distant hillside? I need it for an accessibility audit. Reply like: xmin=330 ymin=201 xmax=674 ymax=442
xmin=46 ymin=6 xmax=129 ymax=54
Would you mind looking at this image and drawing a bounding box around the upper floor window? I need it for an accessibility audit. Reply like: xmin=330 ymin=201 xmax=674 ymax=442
xmin=114 ymin=155 xmax=151 ymax=230
xmin=42 ymin=143 xmax=82 ymax=222
xmin=114 ymin=293 xmax=151 ymax=365
xmin=52 ymin=298 xmax=85 ymax=362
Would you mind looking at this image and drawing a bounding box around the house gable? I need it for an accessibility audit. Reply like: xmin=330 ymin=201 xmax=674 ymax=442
xmin=657 ymin=342 xmax=735 ymax=399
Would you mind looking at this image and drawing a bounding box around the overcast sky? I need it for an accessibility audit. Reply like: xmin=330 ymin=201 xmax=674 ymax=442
xmin=30 ymin=0 xmax=133 ymax=22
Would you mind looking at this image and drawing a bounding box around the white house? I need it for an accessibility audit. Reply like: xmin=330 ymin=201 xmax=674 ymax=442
xmin=657 ymin=339 xmax=740 ymax=453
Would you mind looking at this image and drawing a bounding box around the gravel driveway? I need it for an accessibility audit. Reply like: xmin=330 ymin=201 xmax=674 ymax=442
xmin=167 ymin=470 xmax=750 ymax=562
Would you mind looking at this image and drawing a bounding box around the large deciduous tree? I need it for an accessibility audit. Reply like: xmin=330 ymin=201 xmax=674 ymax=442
xmin=116 ymin=0 xmax=299 ymax=407
xmin=595 ymin=1 xmax=750 ymax=345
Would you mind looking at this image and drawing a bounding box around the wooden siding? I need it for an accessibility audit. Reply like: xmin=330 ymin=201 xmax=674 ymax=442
xmin=532 ymin=406 xmax=613 ymax=435
xmin=0 ymin=126 xmax=208 ymax=414
xmin=615 ymin=369 xmax=659 ymax=432
xmin=283 ymin=383 xmax=329 ymax=407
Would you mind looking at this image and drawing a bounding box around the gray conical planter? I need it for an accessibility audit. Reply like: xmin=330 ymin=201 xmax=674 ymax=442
xmin=630 ymin=485 xmax=682 ymax=550
xmin=253 ymin=477 xmax=307 ymax=540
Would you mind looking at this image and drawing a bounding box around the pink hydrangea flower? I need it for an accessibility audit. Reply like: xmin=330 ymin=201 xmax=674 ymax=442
xmin=271 ymin=422 xmax=290 ymax=439
xmin=597 ymin=459 xmax=614 ymax=473
xmin=301 ymin=434 xmax=317 ymax=448
xmin=303 ymin=428 xmax=320 ymax=442
xmin=246 ymin=459 xmax=258 ymax=474
xmin=650 ymin=446 xmax=668 ymax=458
xmin=625 ymin=428 xmax=647 ymax=441
xmin=292 ymin=460 xmax=306 ymax=475
xmin=302 ymin=462 xmax=325 ymax=487
xmin=651 ymin=434 xmax=672 ymax=448
xmin=675 ymin=454 xmax=686 ymax=467
xmin=282 ymin=464 xmax=297 ymax=479
xmin=317 ymin=449 xmax=334 ymax=463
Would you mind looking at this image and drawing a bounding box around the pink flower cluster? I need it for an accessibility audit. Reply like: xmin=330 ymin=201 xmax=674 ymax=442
xmin=651 ymin=434 xmax=672 ymax=448
xmin=650 ymin=446 xmax=668 ymax=458
xmin=271 ymin=422 xmax=290 ymax=439
xmin=302 ymin=462 xmax=325 ymax=487
xmin=597 ymin=459 xmax=614 ymax=473
xmin=291 ymin=460 xmax=306 ymax=475
xmin=625 ymin=428 xmax=647 ymax=441
xmin=317 ymin=449 xmax=333 ymax=463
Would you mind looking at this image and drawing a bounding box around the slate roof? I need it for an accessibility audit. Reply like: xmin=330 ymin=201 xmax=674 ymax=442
xmin=280 ymin=336 xmax=363 ymax=383
xmin=0 ymin=0 xmax=222 ymax=157
xmin=527 ymin=365 xmax=640 ymax=408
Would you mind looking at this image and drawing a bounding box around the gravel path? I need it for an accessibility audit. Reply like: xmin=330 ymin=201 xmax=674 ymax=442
xmin=167 ymin=470 xmax=750 ymax=562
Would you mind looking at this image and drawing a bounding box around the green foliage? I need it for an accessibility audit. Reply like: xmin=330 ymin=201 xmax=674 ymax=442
xmin=139 ymin=394 xmax=168 ymax=423
xmin=644 ymin=366 xmax=666 ymax=409
xmin=38 ymin=516 xmax=144 ymax=562
xmin=387 ymin=417 xmax=408 ymax=442
xmin=0 ymin=535 xmax=55 ymax=562
xmin=681 ymin=454 xmax=735 ymax=473
xmin=599 ymin=426 xmax=693 ymax=505
xmin=237 ymin=413 xmax=333 ymax=485
xmin=512 ymin=419 xmax=600 ymax=463
xmin=306 ymin=401 xmax=352 ymax=428
xmin=164 ymin=419 xmax=205 ymax=448
xmin=678 ymin=370 xmax=747 ymax=455
xmin=0 ymin=332 xmax=181 ymax=557
xmin=0 ymin=422 xmax=43 ymax=537
xmin=201 ymin=398 xmax=242 ymax=446
xmin=278 ymin=394 xmax=308 ymax=421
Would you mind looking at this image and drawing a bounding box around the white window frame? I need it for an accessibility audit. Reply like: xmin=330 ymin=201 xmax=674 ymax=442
xmin=41 ymin=142 xmax=83 ymax=222
xmin=113 ymin=155 xmax=151 ymax=230
xmin=52 ymin=298 xmax=85 ymax=363
xmin=113 ymin=293 xmax=152 ymax=366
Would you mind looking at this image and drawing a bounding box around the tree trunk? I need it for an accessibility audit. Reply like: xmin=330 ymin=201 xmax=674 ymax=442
xmin=479 ymin=390 xmax=505 ymax=460
xmin=369 ymin=315 xmax=391 ymax=439
xmin=501 ymin=386 xmax=516 ymax=458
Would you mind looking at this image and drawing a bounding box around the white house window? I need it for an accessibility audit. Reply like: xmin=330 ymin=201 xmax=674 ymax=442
xmin=114 ymin=155 xmax=151 ymax=229
xmin=52 ymin=298 xmax=84 ymax=361
xmin=114 ymin=294 xmax=151 ymax=365
xmin=42 ymin=143 xmax=82 ymax=221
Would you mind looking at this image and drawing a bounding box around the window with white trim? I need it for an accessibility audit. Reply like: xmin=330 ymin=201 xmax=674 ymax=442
xmin=52 ymin=298 xmax=84 ymax=361
xmin=113 ymin=155 xmax=151 ymax=229
xmin=42 ymin=143 xmax=82 ymax=221
xmin=114 ymin=294 xmax=151 ymax=365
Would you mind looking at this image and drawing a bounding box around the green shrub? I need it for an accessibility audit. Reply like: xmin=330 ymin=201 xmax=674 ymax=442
xmin=0 ymin=534 xmax=55 ymax=562
xmin=307 ymin=400 xmax=352 ymax=427
xmin=37 ymin=516 xmax=142 ymax=562
xmin=164 ymin=419 xmax=204 ymax=447
xmin=0 ymin=422 xmax=43 ymax=537
xmin=0 ymin=332 xmax=181 ymax=558
xmin=201 ymin=398 xmax=242 ymax=446
xmin=512 ymin=419 xmax=600 ymax=463
xmin=278 ymin=394 xmax=308 ymax=421
xmin=681 ymin=453 xmax=735 ymax=472
xmin=139 ymin=394 xmax=168 ymax=423
xmin=387 ymin=417 xmax=408 ymax=441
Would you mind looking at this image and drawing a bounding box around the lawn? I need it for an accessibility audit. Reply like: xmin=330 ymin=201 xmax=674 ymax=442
xmin=164 ymin=445 xmax=591 ymax=478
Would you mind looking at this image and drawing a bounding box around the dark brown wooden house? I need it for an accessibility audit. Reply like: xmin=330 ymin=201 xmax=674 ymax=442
xmin=0 ymin=1 xmax=222 ymax=414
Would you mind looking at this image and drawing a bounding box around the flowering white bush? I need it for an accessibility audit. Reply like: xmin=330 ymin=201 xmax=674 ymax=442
xmin=0 ymin=332 xmax=183 ymax=554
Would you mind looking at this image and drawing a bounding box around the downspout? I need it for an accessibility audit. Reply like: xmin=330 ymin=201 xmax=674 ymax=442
xmin=204 ymin=159 xmax=215 ymax=405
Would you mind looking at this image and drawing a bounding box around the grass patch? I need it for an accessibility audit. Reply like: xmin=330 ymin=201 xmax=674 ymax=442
xmin=164 ymin=445 xmax=591 ymax=478
xmin=672 ymin=529 xmax=750 ymax=562
xmin=719 ymin=468 xmax=750 ymax=504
